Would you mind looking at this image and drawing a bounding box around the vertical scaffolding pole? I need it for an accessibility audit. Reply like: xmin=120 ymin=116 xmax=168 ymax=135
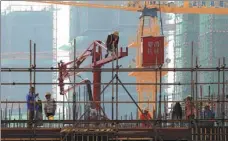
xmin=79 ymin=86 xmax=81 ymax=118
xmin=190 ymin=41 xmax=194 ymax=117
xmin=73 ymin=39 xmax=76 ymax=126
xmin=155 ymin=65 xmax=158 ymax=119
xmin=191 ymin=41 xmax=194 ymax=100
xmin=111 ymin=47 xmax=114 ymax=121
xmin=103 ymin=85 xmax=105 ymax=113
xmin=83 ymin=86 xmax=85 ymax=121
xmin=158 ymin=66 xmax=162 ymax=120
xmin=217 ymin=59 xmax=221 ymax=118
xmin=200 ymin=85 xmax=202 ymax=118
xmin=222 ymin=57 xmax=225 ymax=140
xmin=29 ymin=40 xmax=32 ymax=88
xmin=33 ymin=43 xmax=36 ymax=141
xmin=28 ymin=40 xmax=32 ymax=122
xmin=195 ymin=57 xmax=198 ymax=119
xmin=0 ymin=9 xmax=1 ymax=135
xmin=116 ymin=47 xmax=119 ymax=122
xmin=63 ymin=92 xmax=65 ymax=120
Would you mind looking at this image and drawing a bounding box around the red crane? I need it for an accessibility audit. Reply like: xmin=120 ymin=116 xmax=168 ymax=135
xmin=58 ymin=40 xmax=128 ymax=110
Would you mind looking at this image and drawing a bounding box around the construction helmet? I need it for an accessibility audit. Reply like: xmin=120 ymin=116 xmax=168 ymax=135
xmin=45 ymin=92 xmax=51 ymax=97
xmin=205 ymin=104 xmax=210 ymax=109
xmin=186 ymin=95 xmax=192 ymax=101
xmin=143 ymin=107 xmax=149 ymax=112
xmin=113 ymin=31 xmax=119 ymax=36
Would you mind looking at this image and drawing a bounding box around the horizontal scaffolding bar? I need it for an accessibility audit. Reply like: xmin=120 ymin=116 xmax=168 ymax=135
xmin=1 ymin=67 xmax=228 ymax=72
xmin=1 ymin=82 xmax=226 ymax=85
xmin=1 ymin=119 xmax=227 ymax=124
xmin=0 ymin=100 xmax=225 ymax=104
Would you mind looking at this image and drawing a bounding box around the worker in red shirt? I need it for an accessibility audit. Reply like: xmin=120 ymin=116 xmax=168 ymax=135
xmin=105 ymin=31 xmax=119 ymax=58
xmin=140 ymin=107 xmax=152 ymax=127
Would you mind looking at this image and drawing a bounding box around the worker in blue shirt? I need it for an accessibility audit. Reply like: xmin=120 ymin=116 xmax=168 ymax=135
xmin=201 ymin=104 xmax=215 ymax=119
xmin=26 ymin=86 xmax=39 ymax=128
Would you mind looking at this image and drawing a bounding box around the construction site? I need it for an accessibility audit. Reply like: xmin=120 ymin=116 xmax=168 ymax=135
xmin=2 ymin=1 xmax=228 ymax=141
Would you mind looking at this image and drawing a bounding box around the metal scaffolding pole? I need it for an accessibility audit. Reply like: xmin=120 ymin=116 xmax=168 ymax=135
xmin=2 ymin=82 xmax=228 ymax=85
xmin=222 ymin=57 xmax=226 ymax=140
xmin=4 ymin=67 xmax=228 ymax=72
xmin=218 ymin=58 xmax=221 ymax=118
xmin=116 ymin=44 xmax=119 ymax=126
xmin=195 ymin=57 xmax=198 ymax=119
xmin=29 ymin=40 xmax=32 ymax=88
xmin=3 ymin=100 xmax=228 ymax=104
xmin=158 ymin=66 xmax=162 ymax=120
xmin=33 ymin=43 xmax=37 ymax=141
xmin=73 ymin=39 xmax=76 ymax=127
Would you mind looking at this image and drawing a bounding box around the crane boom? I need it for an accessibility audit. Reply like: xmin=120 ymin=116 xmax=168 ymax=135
xmin=27 ymin=1 xmax=141 ymax=11
xmin=27 ymin=1 xmax=228 ymax=15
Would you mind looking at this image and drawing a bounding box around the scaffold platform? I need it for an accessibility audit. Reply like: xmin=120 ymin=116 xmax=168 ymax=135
xmin=1 ymin=127 xmax=191 ymax=141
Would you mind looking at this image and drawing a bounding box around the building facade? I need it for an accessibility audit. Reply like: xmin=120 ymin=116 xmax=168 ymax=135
xmin=173 ymin=1 xmax=228 ymax=103
xmin=1 ymin=5 xmax=54 ymax=117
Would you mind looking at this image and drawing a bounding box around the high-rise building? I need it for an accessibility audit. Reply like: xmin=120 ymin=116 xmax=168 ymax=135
xmin=173 ymin=1 xmax=228 ymax=101
xmin=1 ymin=5 xmax=54 ymax=117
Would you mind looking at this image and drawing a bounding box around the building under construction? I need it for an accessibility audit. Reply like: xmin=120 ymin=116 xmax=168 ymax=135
xmin=1 ymin=4 xmax=56 ymax=119
xmin=2 ymin=1 xmax=228 ymax=141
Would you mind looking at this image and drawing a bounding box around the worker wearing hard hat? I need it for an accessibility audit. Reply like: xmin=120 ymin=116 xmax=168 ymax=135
xmin=26 ymin=86 xmax=39 ymax=128
xmin=201 ymin=104 xmax=215 ymax=119
xmin=105 ymin=31 xmax=119 ymax=58
xmin=44 ymin=92 xmax=56 ymax=120
xmin=140 ymin=107 xmax=152 ymax=127
xmin=185 ymin=95 xmax=196 ymax=120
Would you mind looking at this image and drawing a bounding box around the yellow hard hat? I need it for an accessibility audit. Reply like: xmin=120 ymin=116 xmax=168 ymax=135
xmin=45 ymin=92 xmax=51 ymax=97
xmin=113 ymin=31 xmax=119 ymax=36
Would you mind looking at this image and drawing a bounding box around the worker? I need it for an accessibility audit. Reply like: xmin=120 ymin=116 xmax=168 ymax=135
xmin=89 ymin=108 xmax=98 ymax=120
xmin=26 ymin=86 xmax=39 ymax=128
xmin=201 ymin=104 xmax=215 ymax=139
xmin=44 ymin=92 xmax=56 ymax=120
xmin=172 ymin=102 xmax=182 ymax=120
xmin=201 ymin=104 xmax=215 ymax=119
xmin=35 ymin=97 xmax=43 ymax=126
xmin=140 ymin=107 xmax=152 ymax=127
xmin=185 ymin=95 xmax=196 ymax=120
xmin=172 ymin=102 xmax=182 ymax=127
xmin=89 ymin=108 xmax=98 ymax=127
xmin=105 ymin=31 xmax=119 ymax=58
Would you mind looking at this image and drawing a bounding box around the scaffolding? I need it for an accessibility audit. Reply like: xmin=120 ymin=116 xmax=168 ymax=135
xmin=2 ymin=38 xmax=228 ymax=140
xmin=173 ymin=1 xmax=228 ymax=102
